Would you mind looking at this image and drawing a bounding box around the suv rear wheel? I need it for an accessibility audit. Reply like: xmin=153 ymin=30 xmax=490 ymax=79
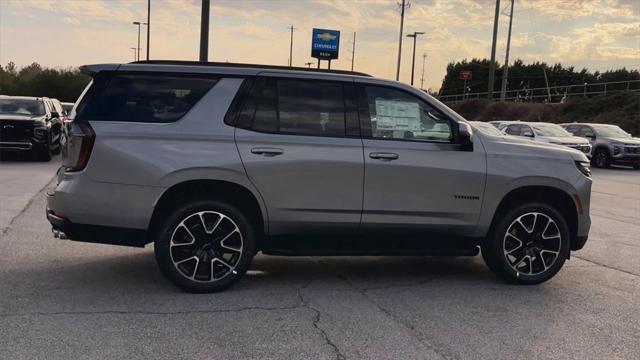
xmin=482 ymin=203 xmax=570 ymax=284
xmin=154 ymin=199 xmax=256 ymax=293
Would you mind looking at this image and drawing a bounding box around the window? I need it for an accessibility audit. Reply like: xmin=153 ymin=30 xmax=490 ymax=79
xmin=521 ymin=125 xmax=534 ymax=136
xmin=77 ymin=73 xmax=217 ymax=123
xmin=363 ymin=86 xmax=452 ymax=143
xmin=278 ymin=79 xmax=345 ymax=136
xmin=505 ymin=124 xmax=521 ymax=135
xmin=564 ymin=125 xmax=579 ymax=135
xmin=236 ymin=77 xmax=347 ymax=137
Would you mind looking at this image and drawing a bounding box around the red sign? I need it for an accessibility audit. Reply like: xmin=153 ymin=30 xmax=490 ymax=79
xmin=459 ymin=70 xmax=473 ymax=80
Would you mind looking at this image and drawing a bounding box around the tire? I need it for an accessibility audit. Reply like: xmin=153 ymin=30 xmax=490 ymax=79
xmin=34 ymin=137 xmax=52 ymax=162
xmin=592 ymin=148 xmax=610 ymax=168
xmin=154 ymin=199 xmax=256 ymax=293
xmin=482 ymin=203 xmax=570 ymax=285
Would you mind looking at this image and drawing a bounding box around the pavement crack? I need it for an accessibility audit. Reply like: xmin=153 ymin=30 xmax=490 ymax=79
xmin=297 ymin=281 xmax=346 ymax=360
xmin=0 ymin=304 xmax=303 ymax=319
xmin=572 ymin=256 xmax=639 ymax=277
xmin=340 ymin=275 xmax=455 ymax=360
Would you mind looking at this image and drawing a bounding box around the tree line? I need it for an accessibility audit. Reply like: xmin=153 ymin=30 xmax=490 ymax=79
xmin=439 ymin=58 xmax=640 ymax=100
xmin=0 ymin=62 xmax=91 ymax=102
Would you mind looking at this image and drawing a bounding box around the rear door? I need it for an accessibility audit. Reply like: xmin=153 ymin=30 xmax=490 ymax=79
xmin=357 ymin=84 xmax=486 ymax=234
xmin=234 ymin=76 xmax=364 ymax=235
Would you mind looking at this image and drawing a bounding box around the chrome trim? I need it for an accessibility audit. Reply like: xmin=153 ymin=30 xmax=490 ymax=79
xmin=0 ymin=141 xmax=33 ymax=150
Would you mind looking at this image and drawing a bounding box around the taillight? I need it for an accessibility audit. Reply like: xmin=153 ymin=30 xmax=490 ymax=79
xmin=62 ymin=122 xmax=95 ymax=171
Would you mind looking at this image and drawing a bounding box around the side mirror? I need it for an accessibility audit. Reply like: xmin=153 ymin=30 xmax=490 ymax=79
xmin=458 ymin=122 xmax=473 ymax=151
xmin=523 ymin=131 xmax=534 ymax=137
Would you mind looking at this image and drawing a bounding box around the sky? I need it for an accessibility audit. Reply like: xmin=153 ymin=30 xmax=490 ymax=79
xmin=0 ymin=0 xmax=638 ymax=91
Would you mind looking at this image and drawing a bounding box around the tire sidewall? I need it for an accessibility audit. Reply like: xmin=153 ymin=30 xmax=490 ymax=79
xmin=593 ymin=149 xmax=609 ymax=168
xmin=484 ymin=203 xmax=570 ymax=284
xmin=154 ymin=199 xmax=256 ymax=293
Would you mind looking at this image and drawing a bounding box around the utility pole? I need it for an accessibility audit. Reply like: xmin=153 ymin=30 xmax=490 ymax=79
xmin=499 ymin=0 xmax=514 ymax=102
xmin=146 ymin=0 xmax=150 ymax=60
xmin=543 ymin=67 xmax=552 ymax=102
xmin=351 ymin=32 xmax=356 ymax=72
xmin=395 ymin=0 xmax=410 ymax=81
xmin=288 ymin=25 xmax=295 ymax=67
xmin=406 ymin=31 xmax=424 ymax=86
xmin=133 ymin=21 xmax=143 ymax=61
xmin=199 ymin=0 xmax=210 ymax=62
xmin=420 ymin=53 xmax=427 ymax=90
xmin=487 ymin=0 xmax=501 ymax=100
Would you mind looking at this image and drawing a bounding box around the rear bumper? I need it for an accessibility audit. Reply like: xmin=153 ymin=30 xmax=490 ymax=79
xmin=46 ymin=208 xmax=149 ymax=247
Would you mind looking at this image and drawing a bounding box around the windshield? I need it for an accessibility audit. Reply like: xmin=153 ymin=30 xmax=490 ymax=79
xmin=531 ymin=124 xmax=571 ymax=137
xmin=471 ymin=122 xmax=504 ymax=136
xmin=593 ymin=125 xmax=631 ymax=138
xmin=0 ymin=98 xmax=46 ymax=116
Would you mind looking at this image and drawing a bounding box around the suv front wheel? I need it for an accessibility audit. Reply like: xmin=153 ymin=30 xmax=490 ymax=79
xmin=154 ymin=199 xmax=256 ymax=293
xmin=482 ymin=203 xmax=570 ymax=284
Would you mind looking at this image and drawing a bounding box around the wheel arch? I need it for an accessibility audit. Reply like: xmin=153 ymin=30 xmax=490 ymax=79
xmin=488 ymin=185 xmax=579 ymax=250
xmin=148 ymin=179 xmax=267 ymax=249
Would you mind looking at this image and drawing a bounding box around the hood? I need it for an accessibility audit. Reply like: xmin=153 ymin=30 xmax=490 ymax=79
xmin=600 ymin=136 xmax=640 ymax=145
xmin=536 ymin=135 xmax=590 ymax=145
xmin=486 ymin=134 xmax=589 ymax=162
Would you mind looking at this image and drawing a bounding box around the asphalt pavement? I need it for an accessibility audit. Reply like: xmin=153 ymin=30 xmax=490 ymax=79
xmin=0 ymin=157 xmax=638 ymax=360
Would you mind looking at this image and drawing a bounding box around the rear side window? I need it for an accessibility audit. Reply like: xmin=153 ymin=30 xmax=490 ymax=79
xmin=76 ymin=73 xmax=217 ymax=123
xmin=235 ymin=77 xmax=347 ymax=137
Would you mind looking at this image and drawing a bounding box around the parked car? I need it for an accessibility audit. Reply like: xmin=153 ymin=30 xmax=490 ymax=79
xmin=469 ymin=121 xmax=507 ymax=137
xmin=46 ymin=61 xmax=592 ymax=292
xmin=500 ymin=122 xmax=592 ymax=158
xmin=61 ymin=102 xmax=74 ymax=115
xmin=488 ymin=120 xmax=519 ymax=129
xmin=561 ymin=123 xmax=640 ymax=169
xmin=0 ymin=95 xmax=62 ymax=161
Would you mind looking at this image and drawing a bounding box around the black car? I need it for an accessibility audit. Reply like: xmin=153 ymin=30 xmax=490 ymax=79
xmin=0 ymin=96 xmax=62 ymax=161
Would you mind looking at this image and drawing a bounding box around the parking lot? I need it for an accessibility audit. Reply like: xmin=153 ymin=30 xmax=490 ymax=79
xmin=0 ymin=157 xmax=638 ymax=359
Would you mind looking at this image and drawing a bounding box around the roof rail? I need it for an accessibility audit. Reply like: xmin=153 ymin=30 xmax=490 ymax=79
xmin=130 ymin=60 xmax=372 ymax=77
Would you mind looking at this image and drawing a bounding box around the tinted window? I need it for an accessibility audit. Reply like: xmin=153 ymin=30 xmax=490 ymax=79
xmin=363 ymin=86 xmax=452 ymax=143
xmin=236 ymin=77 xmax=347 ymax=137
xmin=277 ymin=79 xmax=345 ymax=136
xmin=77 ymin=73 xmax=217 ymax=123
xmin=504 ymin=124 xmax=520 ymax=135
xmin=564 ymin=125 xmax=579 ymax=135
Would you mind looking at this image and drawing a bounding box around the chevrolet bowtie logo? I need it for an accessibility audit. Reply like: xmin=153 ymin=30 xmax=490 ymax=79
xmin=317 ymin=32 xmax=336 ymax=41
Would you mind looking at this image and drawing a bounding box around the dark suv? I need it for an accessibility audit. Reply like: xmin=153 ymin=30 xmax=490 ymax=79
xmin=561 ymin=123 xmax=640 ymax=169
xmin=46 ymin=61 xmax=592 ymax=292
xmin=0 ymin=96 xmax=62 ymax=161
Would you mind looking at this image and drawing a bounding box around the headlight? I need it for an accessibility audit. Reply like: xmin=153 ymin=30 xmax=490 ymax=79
xmin=33 ymin=127 xmax=48 ymax=138
xmin=575 ymin=161 xmax=591 ymax=177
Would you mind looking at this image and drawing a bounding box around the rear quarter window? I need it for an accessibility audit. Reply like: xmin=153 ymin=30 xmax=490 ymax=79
xmin=76 ymin=72 xmax=218 ymax=123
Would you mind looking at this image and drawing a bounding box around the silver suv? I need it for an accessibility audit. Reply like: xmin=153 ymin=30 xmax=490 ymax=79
xmin=47 ymin=61 xmax=592 ymax=292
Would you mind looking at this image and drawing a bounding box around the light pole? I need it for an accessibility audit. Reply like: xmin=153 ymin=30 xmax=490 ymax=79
xmin=199 ymin=0 xmax=211 ymax=62
xmin=488 ymin=0 xmax=501 ymax=99
xmin=130 ymin=47 xmax=137 ymax=61
xmin=420 ymin=53 xmax=427 ymax=90
xmin=395 ymin=0 xmax=410 ymax=81
xmin=146 ymin=0 xmax=151 ymax=60
xmin=406 ymin=31 xmax=424 ymax=86
xmin=132 ymin=21 xmax=147 ymax=61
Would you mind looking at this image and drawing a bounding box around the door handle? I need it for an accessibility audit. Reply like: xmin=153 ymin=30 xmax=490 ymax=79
xmin=369 ymin=152 xmax=399 ymax=161
xmin=251 ymin=147 xmax=284 ymax=156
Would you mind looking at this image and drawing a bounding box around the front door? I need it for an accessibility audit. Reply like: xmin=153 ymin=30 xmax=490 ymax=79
xmin=358 ymin=84 xmax=486 ymax=235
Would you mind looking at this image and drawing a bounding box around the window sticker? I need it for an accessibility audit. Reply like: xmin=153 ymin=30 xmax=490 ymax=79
xmin=374 ymin=99 xmax=421 ymax=132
